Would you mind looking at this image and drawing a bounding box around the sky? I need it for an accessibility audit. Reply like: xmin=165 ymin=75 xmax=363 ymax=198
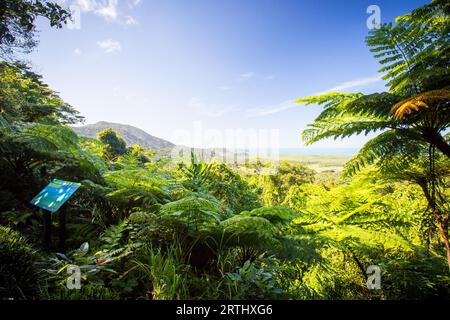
xmin=29 ymin=0 xmax=428 ymax=150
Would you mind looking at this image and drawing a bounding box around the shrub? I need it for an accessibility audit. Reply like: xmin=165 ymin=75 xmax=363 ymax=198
xmin=133 ymin=245 xmax=189 ymax=300
xmin=49 ymin=285 xmax=120 ymax=300
xmin=207 ymin=163 xmax=261 ymax=213
xmin=0 ymin=226 xmax=42 ymax=299
xmin=224 ymin=260 xmax=284 ymax=299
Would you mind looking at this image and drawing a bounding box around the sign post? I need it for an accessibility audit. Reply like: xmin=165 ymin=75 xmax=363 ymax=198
xmin=31 ymin=179 xmax=81 ymax=252
xmin=58 ymin=207 xmax=67 ymax=252
xmin=42 ymin=209 xmax=52 ymax=251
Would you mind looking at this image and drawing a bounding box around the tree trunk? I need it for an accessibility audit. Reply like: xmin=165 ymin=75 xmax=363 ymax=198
xmin=434 ymin=210 xmax=450 ymax=268
xmin=423 ymin=129 xmax=450 ymax=158
xmin=351 ymin=252 xmax=367 ymax=281
xmin=417 ymin=181 xmax=450 ymax=268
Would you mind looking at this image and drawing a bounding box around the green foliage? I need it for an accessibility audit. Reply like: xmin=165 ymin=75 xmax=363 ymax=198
xmin=0 ymin=122 xmax=103 ymax=212
xmin=207 ymin=163 xmax=261 ymax=213
xmin=77 ymin=137 xmax=109 ymax=172
xmin=222 ymin=215 xmax=277 ymax=249
xmin=45 ymin=234 xmax=141 ymax=298
xmin=240 ymin=206 xmax=296 ymax=225
xmin=225 ymin=260 xmax=283 ymax=299
xmin=0 ymin=0 xmax=449 ymax=300
xmin=104 ymin=167 xmax=171 ymax=217
xmin=279 ymin=169 xmax=450 ymax=299
xmin=0 ymin=226 xmax=42 ymax=299
xmin=293 ymin=170 xmax=422 ymax=245
xmin=128 ymin=144 xmax=153 ymax=164
xmin=379 ymin=253 xmax=450 ymax=300
xmin=97 ymin=128 xmax=128 ymax=160
xmin=160 ymin=193 xmax=224 ymax=217
xmin=132 ymin=245 xmax=189 ymax=300
xmin=300 ymin=247 xmax=371 ymax=300
xmin=296 ymin=0 xmax=450 ymax=268
xmin=297 ymin=0 xmax=450 ymax=161
xmin=46 ymin=242 xmax=119 ymax=289
xmin=0 ymin=62 xmax=83 ymax=124
xmin=178 ymin=151 xmax=213 ymax=191
xmin=366 ymin=0 xmax=450 ymax=95
xmin=48 ymin=284 xmax=120 ymax=300
xmin=0 ymin=0 xmax=71 ymax=59
xmin=246 ymin=160 xmax=315 ymax=206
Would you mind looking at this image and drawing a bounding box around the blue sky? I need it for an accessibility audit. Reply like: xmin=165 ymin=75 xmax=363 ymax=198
xmin=30 ymin=0 xmax=428 ymax=149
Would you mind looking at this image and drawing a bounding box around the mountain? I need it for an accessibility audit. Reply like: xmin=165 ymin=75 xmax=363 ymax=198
xmin=73 ymin=121 xmax=251 ymax=162
xmin=73 ymin=121 xmax=175 ymax=150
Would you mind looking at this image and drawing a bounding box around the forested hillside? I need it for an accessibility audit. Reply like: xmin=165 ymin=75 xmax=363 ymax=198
xmin=73 ymin=121 xmax=175 ymax=150
xmin=0 ymin=0 xmax=449 ymax=301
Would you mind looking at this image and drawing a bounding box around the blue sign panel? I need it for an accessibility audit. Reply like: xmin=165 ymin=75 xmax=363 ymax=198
xmin=31 ymin=179 xmax=81 ymax=212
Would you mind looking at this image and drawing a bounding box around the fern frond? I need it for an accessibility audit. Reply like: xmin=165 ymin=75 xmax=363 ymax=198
xmin=302 ymin=116 xmax=393 ymax=145
xmin=391 ymin=89 xmax=450 ymax=119
xmin=343 ymin=130 xmax=424 ymax=176
xmin=239 ymin=206 xmax=296 ymax=225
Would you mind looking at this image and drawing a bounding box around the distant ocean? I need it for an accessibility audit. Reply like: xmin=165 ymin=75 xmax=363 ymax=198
xmin=243 ymin=147 xmax=358 ymax=157
xmin=189 ymin=147 xmax=360 ymax=158
xmin=278 ymin=147 xmax=359 ymax=156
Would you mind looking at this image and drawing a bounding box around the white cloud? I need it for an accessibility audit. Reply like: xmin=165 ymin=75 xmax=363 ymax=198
xmin=96 ymin=0 xmax=118 ymax=19
xmin=75 ymin=0 xmax=118 ymax=20
xmin=75 ymin=0 xmax=94 ymax=11
xmin=265 ymin=74 xmax=275 ymax=80
xmin=74 ymin=0 xmax=142 ymax=24
xmin=189 ymin=97 xmax=239 ymax=117
xmin=73 ymin=48 xmax=82 ymax=55
xmin=248 ymin=100 xmax=296 ymax=117
xmin=125 ymin=15 xmax=138 ymax=25
xmin=238 ymin=72 xmax=254 ymax=81
xmin=97 ymin=39 xmax=121 ymax=53
xmin=250 ymin=75 xmax=383 ymax=117
xmin=315 ymin=75 xmax=382 ymax=95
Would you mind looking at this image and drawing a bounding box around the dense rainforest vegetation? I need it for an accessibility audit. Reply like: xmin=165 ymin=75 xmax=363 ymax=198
xmin=0 ymin=0 xmax=449 ymax=300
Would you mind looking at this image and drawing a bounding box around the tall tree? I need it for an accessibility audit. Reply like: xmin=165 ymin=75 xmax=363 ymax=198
xmin=0 ymin=0 xmax=70 ymax=60
xmin=296 ymin=0 xmax=450 ymax=266
xmin=98 ymin=128 xmax=128 ymax=160
xmin=0 ymin=62 xmax=83 ymax=124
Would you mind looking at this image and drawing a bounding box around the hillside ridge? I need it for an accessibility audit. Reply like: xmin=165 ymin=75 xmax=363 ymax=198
xmin=73 ymin=121 xmax=175 ymax=150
